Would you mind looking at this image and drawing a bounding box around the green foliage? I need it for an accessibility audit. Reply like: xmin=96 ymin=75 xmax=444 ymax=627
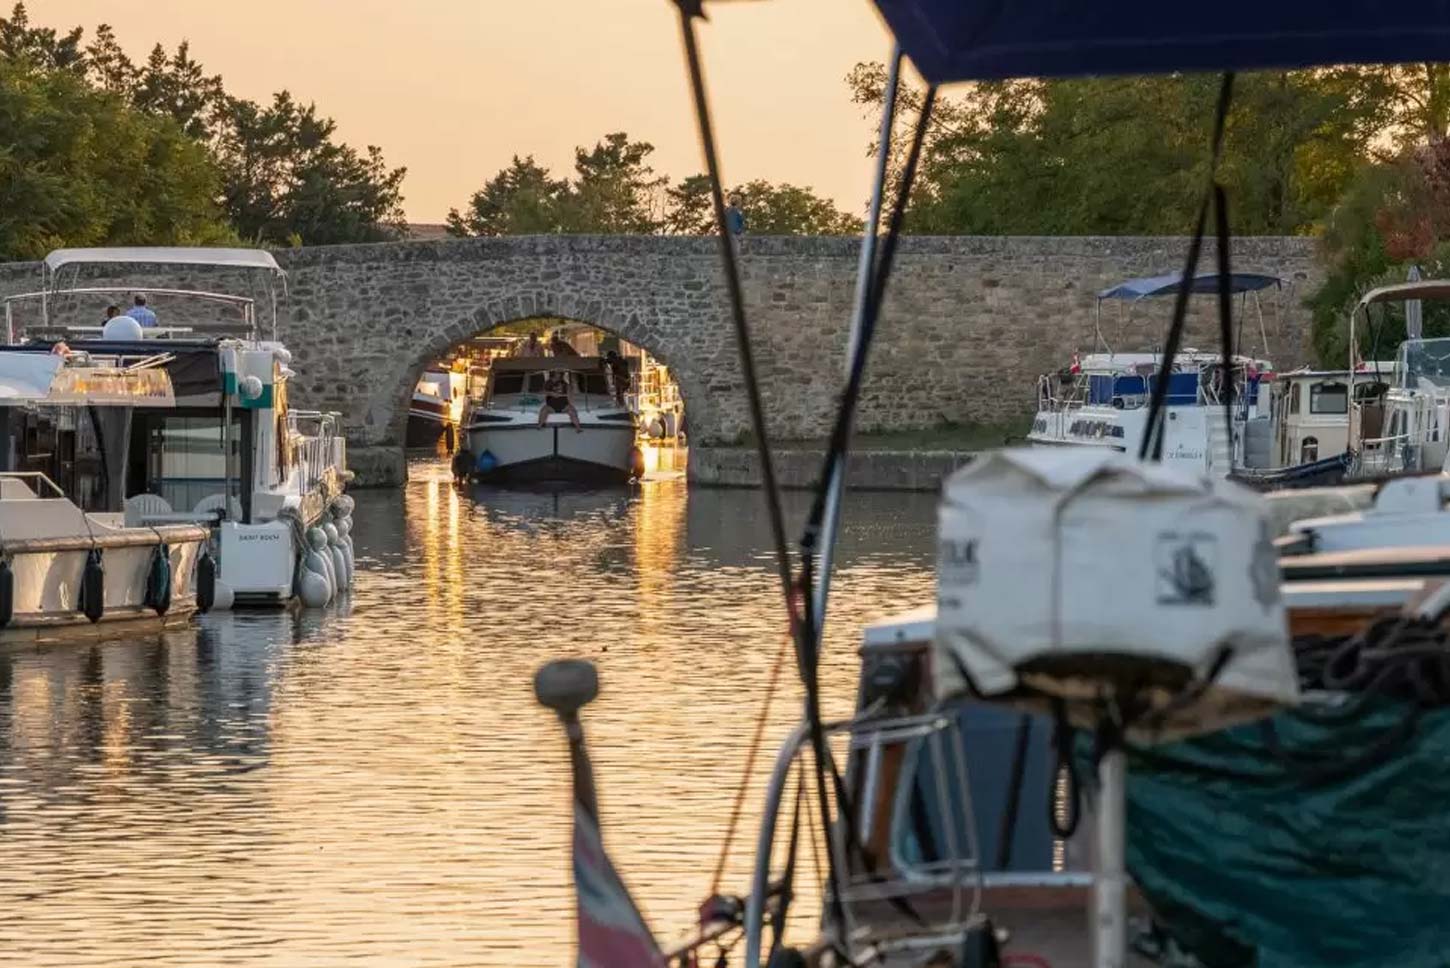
xmin=452 ymin=134 xmax=861 ymax=237
xmin=846 ymin=65 xmax=1389 ymax=235
xmin=0 ymin=48 xmax=232 ymax=260
xmin=0 ymin=2 xmax=407 ymax=252
xmin=449 ymin=133 xmax=665 ymax=236
xmin=215 ymin=92 xmax=407 ymax=245
xmin=446 ymin=156 xmax=569 ymax=236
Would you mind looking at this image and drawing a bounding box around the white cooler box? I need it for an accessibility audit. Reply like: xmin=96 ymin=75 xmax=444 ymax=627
xmin=935 ymin=448 xmax=1298 ymax=741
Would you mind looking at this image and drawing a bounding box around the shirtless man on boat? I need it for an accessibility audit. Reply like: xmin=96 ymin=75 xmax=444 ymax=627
xmin=538 ymin=370 xmax=582 ymax=431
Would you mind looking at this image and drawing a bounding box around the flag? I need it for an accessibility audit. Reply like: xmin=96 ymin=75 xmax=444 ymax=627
xmin=572 ymin=797 xmax=664 ymax=968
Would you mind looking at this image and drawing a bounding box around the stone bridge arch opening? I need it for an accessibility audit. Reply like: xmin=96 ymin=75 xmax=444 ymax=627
xmin=396 ymin=313 xmax=690 ymax=477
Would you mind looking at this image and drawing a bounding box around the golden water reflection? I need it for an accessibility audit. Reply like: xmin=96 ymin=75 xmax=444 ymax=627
xmin=0 ymin=460 xmax=938 ymax=965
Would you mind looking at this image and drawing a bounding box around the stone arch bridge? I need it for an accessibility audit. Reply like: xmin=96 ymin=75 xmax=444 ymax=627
xmin=0 ymin=236 xmax=1320 ymax=485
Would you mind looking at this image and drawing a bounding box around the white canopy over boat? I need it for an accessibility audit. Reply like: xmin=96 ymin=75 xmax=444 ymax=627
xmin=43 ymin=247 xmax=282 ymax=273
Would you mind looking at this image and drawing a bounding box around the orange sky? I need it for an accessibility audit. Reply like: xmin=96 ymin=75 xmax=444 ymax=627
xmin=42 ymin=0 xmax=897 ymax=223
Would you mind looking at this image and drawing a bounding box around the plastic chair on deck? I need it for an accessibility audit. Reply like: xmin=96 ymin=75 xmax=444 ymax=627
xmin=193 ymin=493 xmax=244 ymax=521
xmin=124 ymin=493 xmax=173 ymax=527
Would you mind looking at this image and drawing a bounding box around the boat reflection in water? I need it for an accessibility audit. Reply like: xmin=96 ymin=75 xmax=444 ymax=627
xmin=0 ymin=458 xmax=936 ymax=966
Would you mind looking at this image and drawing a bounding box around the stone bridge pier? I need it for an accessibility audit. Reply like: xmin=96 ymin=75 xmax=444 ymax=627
xmin=0 ymin=236 xmax=1322 ymax=486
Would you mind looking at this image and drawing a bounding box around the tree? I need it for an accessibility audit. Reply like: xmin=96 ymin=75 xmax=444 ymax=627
xmin=565 ymin=132 xmax=667 ymax=233
xmin=847 ymin=63 xmax=1390 ymax=236
xmin=214 ymin=91 xmax=407 ymax=245
xmin=131 ymin=41 xmax=224 ymax=140
xmin=0 ymin=3 xmax=82 ymax=72
xmin=663 ymin=175 xmax=861 ymax=235
xmin=446 ymin=156 xmax=570 ymax=236
xmin=0 ymin=54 xmax=232 ymax=260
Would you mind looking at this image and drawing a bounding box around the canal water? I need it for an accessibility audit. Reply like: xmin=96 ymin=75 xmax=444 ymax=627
xmin=0 ymin=459 xmax=938 ymax=966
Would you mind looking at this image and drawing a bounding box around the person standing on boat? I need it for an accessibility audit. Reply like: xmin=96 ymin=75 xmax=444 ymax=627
xmin=519 ymin=333 xmax=545 ymax=357
xmin=129 ymin=294 xmax=157 ymax=327
xmin=604 ymin=350 xmax=630 ymax=405
xmin=538 ymin=369 xmax=582 ymax=432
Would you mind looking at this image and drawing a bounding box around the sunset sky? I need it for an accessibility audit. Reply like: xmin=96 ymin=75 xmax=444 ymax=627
xmin=43 ymin=0 xmax=898 ymax=223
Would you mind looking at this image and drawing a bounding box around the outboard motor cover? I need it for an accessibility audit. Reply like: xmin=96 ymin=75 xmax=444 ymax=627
xmin=935 ymin=448 xmax=1297 ymax=742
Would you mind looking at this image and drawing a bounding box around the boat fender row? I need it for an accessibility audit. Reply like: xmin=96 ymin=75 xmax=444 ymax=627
xmin=294 ymin=498 xmax=357 ymax=608
xmin=145 ymin=543 xmax=173 ymax=616
xmin=0 ymin=558 xmax=12 ymax=629
xmin=79 ymin=548 xmax=104 ymax=624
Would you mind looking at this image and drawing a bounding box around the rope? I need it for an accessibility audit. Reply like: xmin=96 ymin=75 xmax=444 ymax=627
xmin=709 ymin=631 xmax=792 ymax=895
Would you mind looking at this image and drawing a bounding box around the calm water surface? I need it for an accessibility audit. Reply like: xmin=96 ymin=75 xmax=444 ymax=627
xmin=0 ymin=459 xmax=937 ymax=966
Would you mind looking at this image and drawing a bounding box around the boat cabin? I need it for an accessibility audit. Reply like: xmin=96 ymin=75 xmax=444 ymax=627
xmin=1266 ymin=370 xmax=1352 ymax=468
xmin=482 ymin=356 xmax=624 ymax=412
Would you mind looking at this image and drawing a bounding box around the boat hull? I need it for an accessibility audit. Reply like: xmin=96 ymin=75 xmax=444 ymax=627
xmin=462 ymin=421 xmax=639 ymax=484
xmin=1 ymin=532 xmax=204 ymax=641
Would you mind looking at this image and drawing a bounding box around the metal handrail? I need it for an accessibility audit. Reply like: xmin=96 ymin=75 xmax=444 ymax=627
xmin=0 ymin=471 xmax=67 ymax=499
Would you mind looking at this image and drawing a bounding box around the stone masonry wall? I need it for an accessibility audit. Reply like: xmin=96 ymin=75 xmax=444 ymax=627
xmin=0 ymin=236 xmax=1322 ymax=484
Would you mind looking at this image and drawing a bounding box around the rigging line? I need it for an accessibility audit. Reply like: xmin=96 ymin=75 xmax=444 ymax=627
xmin=800 ymin=84 xmax=938 ymax=597
xmin=672 ymin=0 xmax=800 ymax=636
xmin=709 ymin=631 xmax=793 ymax=896
xmin=785 ymin=85 xmax=939 ymax=946
xmin=1139 ymin=72 xmax=1236 ymax=461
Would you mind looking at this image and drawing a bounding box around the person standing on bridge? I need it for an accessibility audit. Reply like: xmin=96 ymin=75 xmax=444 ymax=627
xmin=129 ymin=294 xmax=157 ymax=328
xmin=725 ymin=193 xmax=746 ymax=237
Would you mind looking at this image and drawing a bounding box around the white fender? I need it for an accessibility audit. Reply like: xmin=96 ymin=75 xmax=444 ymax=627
xmin=307 ymin=528 xmax=336 ymax=599
xmin=212 ymin=580 xmax=236 ymax=612
xmin=298 ymin=565 xmax=331 ymax=608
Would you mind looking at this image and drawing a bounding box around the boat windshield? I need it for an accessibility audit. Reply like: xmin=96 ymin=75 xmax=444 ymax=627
xmin=1398 ymin=337 xmax=1450 ymax=388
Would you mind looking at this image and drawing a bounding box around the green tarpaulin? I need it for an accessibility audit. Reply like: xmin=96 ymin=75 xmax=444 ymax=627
xmin=1118 ymin=701 xmax=1450 ymax=967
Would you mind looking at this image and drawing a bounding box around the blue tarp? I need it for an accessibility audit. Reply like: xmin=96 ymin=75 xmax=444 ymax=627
xmin=1098 ymin=272 xmax=1282 ymax=301
xmin=869 ymin=1 xmax=1450 ymax=85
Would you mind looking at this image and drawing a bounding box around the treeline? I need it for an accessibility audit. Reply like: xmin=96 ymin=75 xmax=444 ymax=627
xmin=847 ymin=63 xmax=1450 ymax=364
xmin=445 ymin=132 xmax=861 ymax=237
xmin=0 ymin=3 xmax=405 ymax=260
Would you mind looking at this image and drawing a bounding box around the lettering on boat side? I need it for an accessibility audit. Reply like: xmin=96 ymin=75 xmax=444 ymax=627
xmin=940 ymin=538 xmax=979 ymax=585
xmin=236 ymin=533 xmax=283 ymax=542
xmin=1154 ymin=531 xmax=1216 ymax=606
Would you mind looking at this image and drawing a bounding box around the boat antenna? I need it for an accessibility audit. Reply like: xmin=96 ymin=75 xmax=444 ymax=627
xmin=1139 ymin=73 xmax=1236 ymax=461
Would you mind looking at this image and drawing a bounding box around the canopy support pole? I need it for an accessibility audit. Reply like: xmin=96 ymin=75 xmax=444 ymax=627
xmin=811 ymin=44 xmax=901 ymax=635
xmin=1092 ymin=748 xmax=1128 ymax=968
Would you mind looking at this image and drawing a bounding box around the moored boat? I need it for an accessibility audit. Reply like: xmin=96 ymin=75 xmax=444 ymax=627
xmin=455 ymin=357 xmax=643 ymax=484
xmin=3 ymin=248 xmax=355 ymax=610
xmin=0 ymin=347 xmax=208 ymax=640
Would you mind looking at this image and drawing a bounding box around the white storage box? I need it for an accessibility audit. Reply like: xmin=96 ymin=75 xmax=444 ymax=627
xmin=935 ymin=448 xmax=1297 ymax=741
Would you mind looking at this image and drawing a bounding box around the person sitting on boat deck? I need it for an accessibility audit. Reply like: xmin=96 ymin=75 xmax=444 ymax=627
xmin=129 ymin=294 xmax=157 ymax=327
xmin=538 ymin=369 xmax=583 ymax=431
xmin=604 ymin=350 xmax=630 ymax=405
xmin=104 ymin=305 xmax=120 ymax=322
xmin=518 ymin=333 xmax=546 ymax=357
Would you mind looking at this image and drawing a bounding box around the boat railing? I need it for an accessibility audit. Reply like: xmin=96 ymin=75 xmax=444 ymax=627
xmin=741 ymin=708 xmax=983 ymax=967
xmin=287 ymin=410 xmax=345 ymax=490
xmin=4 ymin=287 xmax=260 ymax=342
xmin=0 ymin=471 xmax=68 ymax=499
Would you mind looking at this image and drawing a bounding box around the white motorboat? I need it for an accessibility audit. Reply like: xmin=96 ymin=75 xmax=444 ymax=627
xmin=0 ymin=350 xmax=208 ymax=640
xmin=407 ymin=368 xmax=467 ymax=449
xmin=3 ymin=247 xmax=355 ymax=610
xmin=456 ymin=357 xmax=642 ymax=483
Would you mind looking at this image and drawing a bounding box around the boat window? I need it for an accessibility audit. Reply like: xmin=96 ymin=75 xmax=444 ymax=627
xmin=492 ymin=373 xmax=526 ymax=395
xmin=888 ymin=707 xmax=1077 ymax=875
xmin=1287 ymin=385 xmax=1301 ymax=416
xmin=134 ymin=412 xmax=243 ymax=514
xmin=578 ymin=372 xmax=609 ymax=396
xmin=1309 ymin=382 xmax=1348 ymax=415
xmin=1301 ymin=436 xmax=1319 ymax=462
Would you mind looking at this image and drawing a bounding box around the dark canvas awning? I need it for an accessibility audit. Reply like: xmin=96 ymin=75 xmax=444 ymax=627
xmin=868 ymin=1 xmax=1450 ymax=85
xmin=1098 ymin=272 xmax=1282 ymax=301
